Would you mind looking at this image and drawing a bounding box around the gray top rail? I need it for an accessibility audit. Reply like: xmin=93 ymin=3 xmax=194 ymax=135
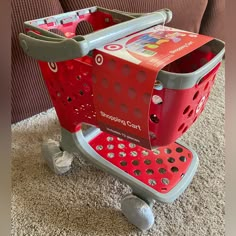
xmin=19 ymin=8 xmax=172 ymax=62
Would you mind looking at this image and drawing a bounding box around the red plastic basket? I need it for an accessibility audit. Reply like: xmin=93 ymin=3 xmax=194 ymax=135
xmin=38 ymin=47 xmax=221 ymax=146
xmin=149 ymin=55 xmax=221 ymax=146
xmin=23 ymin=8 xmax=223 ymax=147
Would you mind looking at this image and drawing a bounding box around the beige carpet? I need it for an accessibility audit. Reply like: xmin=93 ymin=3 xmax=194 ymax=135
xmin=11 ymin=61 xmax=225 ymax=236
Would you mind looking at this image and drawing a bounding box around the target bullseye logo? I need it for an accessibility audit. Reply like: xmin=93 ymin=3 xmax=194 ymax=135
xmin=104 ymin=44 xmax=123 ymax=51
xmin=95 ymin=54 xmax=104 ymax=65
xmin=196 ymin=96 xmax=206 ymax=113
xmin=48 ymin=62 xmax=58 ymax=72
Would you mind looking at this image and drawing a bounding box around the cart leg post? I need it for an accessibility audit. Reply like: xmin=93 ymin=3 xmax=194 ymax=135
xmin=60 ymin=127 xmax=79 ymax=153
xmin=132 ymin=189 xmax=156 ymax=208
xmin=41 ymin=128 xmax=76 ymax=175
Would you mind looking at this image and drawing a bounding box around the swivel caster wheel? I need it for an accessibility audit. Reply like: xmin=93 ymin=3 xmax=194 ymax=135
xmin=121 ymin=194 xmax=155 ymax=231
xmin=41 ymin=139 xmax=74 ymax=175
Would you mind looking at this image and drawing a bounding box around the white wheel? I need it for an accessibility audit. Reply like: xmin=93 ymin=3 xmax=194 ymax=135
xmin=41 ymin=139 xmax=74 ymax=175
xmin=121 ymin=194 xmax=155 ymax=231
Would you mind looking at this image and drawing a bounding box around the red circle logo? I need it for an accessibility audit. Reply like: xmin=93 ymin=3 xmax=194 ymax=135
xmin=104 ymin=44 xmax=123 ymax=51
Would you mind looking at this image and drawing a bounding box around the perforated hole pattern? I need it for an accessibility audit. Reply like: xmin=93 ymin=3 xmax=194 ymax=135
xmin=89 ymin=131 xmax=193 ymax=193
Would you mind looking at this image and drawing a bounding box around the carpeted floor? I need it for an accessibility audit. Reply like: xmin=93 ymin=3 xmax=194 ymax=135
xmin=11 ymin=61 xmax=225 ymax=236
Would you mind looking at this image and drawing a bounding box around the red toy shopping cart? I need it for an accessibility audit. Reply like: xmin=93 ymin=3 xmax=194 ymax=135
xmin=19 ymin=6 xmax=225 ymax=231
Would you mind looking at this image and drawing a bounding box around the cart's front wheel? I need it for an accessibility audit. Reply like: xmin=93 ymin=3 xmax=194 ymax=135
xmin=121 ymin=194 xmax=155 ymax=231
xmin=41 ymin=139 xmax=74 ymax=175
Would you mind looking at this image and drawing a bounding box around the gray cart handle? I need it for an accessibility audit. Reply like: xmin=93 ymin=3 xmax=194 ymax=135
xmin=19 ymin=9 xmax=172 ymax=62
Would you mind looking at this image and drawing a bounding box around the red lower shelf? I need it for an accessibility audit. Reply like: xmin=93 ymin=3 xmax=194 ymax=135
xmin=89 ymin=132 xmax=193 ymax=193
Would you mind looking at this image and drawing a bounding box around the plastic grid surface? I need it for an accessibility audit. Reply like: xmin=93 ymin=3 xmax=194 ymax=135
xmin=89 ymin=131 xmax=193 ymax=193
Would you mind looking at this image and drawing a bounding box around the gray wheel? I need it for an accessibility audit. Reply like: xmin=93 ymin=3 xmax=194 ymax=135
xmin=41 ymin=139 xmax=74 ymax=175
xmin=121 ymin=194 xmax=155 ymax=231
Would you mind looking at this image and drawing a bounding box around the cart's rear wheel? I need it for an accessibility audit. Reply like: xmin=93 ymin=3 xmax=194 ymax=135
xmin=121 ymin=194 xmax=155 ymax=231
xmin=41 ymin=139 xmax=74 ymax=175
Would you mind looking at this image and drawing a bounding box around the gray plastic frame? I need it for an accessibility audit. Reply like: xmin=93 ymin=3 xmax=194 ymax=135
xmin=60 ymin=127 xmax=199 ymax=204
xmin=19 ymin=7 xmax=172 ymax=62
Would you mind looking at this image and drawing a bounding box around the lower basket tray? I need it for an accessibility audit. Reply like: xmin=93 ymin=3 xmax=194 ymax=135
xmin=67 ymin=127 xmax=199 ymax=203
